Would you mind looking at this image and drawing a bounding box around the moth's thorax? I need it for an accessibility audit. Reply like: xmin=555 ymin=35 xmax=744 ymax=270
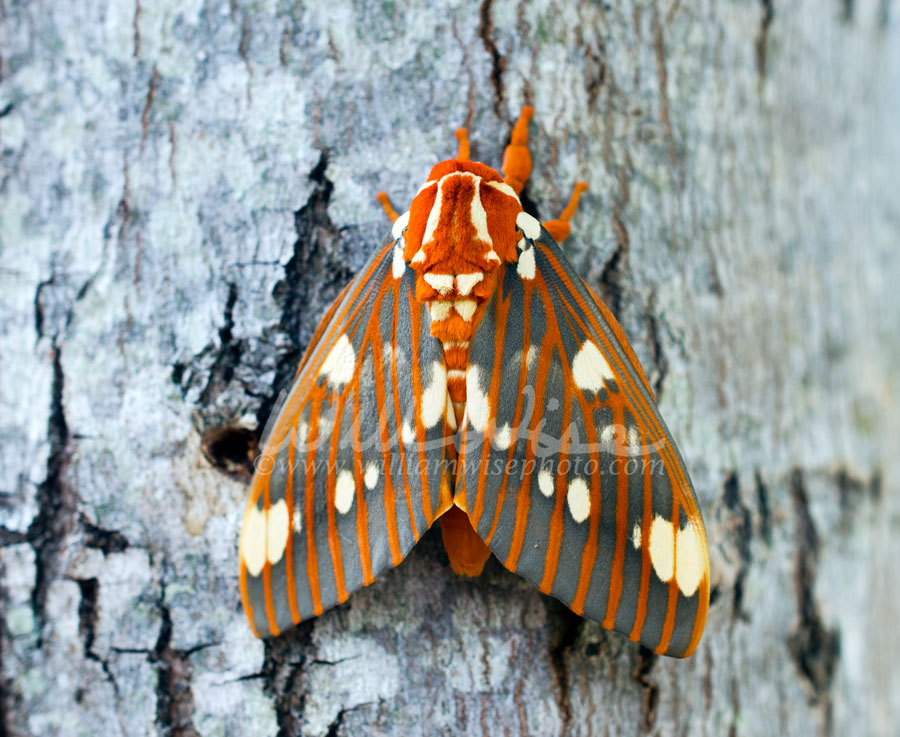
xmin=400 ymin=160 xmax=523 ymax=421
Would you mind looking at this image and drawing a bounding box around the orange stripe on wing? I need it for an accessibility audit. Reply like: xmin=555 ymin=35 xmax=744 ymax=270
xmin=352 ymin=376 xmax=374 ymax=585
xmin=602 ymin=403 xmax=629 ymax=630
xmin=325 ymin=392 xmax=349 ymax=604
xmin=304 ymin=395 xmax=324 ymax=616
xmin=407 ymin=290 xmax=434 ymax=525
xmin=628 ymin=430 xmax=654 ymax=642
xmin=655 ymin=497 xmax=682 ymax=655
xmin=471 ymin=284 xmax=512 ymax=532
xmin=538 ymin=392 xmax=572 ymax=593
xmin=262 ymin=453 xmax=280 ymax=636
xmin=369 ymin=290 xmax=403 ymax=566
xmin=284 ymin=426 xmax=301 ymax=625
xmin=474 ymin=285 xmax=531 ymax=533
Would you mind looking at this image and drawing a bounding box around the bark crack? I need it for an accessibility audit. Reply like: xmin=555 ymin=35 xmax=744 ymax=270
xmin=722 ymin=472 xmax=752 ymax=623
xmin=546 ymin=603 xmax=582 ymax=736
xmin=787 ymin=470 xmax=840 ymax=734
xmin=152 ymin=583 xmax=201 ymax=737
xmin=755 ymin=0 xmax=775 ymax=83
xmin=632 ymin=646 xmax=658 ymax=734
xmin=478 ymin=0 xmax=506 ymax=120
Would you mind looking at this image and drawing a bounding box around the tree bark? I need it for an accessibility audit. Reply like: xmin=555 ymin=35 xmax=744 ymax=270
xmin=2 ymin=1 xmax=899 ymax=735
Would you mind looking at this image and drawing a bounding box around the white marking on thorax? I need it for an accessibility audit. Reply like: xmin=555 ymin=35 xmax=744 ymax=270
xmin=455 ymin=272 xmax=484 ymax=296
xmin=517 ymin=248 xmax=536 ymax=280
xmin=423 ymin=272 xmax=454 ymax=294
xmin=391 ymin=210 xmax=410 ymax=240
xmin=516 ymin=211 xmax=541 ymax=239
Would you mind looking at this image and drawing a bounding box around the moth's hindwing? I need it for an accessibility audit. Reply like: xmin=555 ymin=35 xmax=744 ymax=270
xmin=458 ymin=230 xmax=709 ymax=658
xmin=240 ymin=242 xmax=454 ymax=637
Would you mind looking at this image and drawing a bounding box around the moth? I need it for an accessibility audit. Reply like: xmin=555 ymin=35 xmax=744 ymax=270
xmin=239 ymin=107 xmax=709 ymax=657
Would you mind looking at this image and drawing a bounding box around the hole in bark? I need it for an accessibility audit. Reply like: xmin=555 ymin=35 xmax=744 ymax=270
xmin=200 ymin=425 xmax=258 ymax=479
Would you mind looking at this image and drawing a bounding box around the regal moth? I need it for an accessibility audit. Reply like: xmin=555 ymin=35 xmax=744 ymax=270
xmin=239 ymin=106 xmax=710 ymax=658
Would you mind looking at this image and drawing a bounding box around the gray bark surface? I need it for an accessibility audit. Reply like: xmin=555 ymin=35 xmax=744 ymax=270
xmin=2 ymin=1 xmax=899 ymax=735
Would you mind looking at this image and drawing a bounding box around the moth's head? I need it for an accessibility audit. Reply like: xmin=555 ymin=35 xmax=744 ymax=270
xmin=400 ymin=160 xmax=526 ymax=301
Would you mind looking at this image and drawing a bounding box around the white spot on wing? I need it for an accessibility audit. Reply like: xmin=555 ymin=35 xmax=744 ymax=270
xmin=466 ymin=365 xmax=491 ymax=432
xmin=455 ymin=272 xmax=484 ymax=296
xmin=391 ymin=210 xmax=410 ymax=240
xmin=493 ymin=423 xmax=511 ymax=450
xmin=401 ymin=420 xmax=416 ymax=444
xmin=516 ymin=211 xmax=541 ymax=239
xmin=445 ymin=394 xmax=457 ymax=430
xmin=538 ymin=469 xmax=554 ymax=497
xmin=320 ymin=334 xmax=356 ymax=387
xmin=649 ymin=515 xmax=675 ymax=583
xmin=391 ymin=244 xmax=406 ymax=279
xmin=517 ymin=248 xmax=536 ymax=280
xmin=421 ymin=361 xmax=448 ymax=429
xmin=632 ymin=522 xmax=642 ymax=549
xmin=266 ymin=499 xmax=289 ymax=564
xmin=567 ymin=478 xmax=591 ymax=522
xmin=423 ymin=272 xmax=454 ymax=294
xmin=675 ymin=524 xmax=704 ymax=597
xmin=364 ymin=463 xmax=379 ymax=490
xmin=240 ymin=506 xmax=266 ymax=576
xmin=335 ymin=470 xmax=355 ymax=514
xmin=572 ymin=341 xmax=615 ymax=393
xmin=454 ymin=299 xmax=477 ymax=321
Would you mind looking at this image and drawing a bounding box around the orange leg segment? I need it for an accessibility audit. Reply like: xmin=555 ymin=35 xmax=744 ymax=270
xmin=455 ymin=128 xmax=470 ymax=161
xmin=376 ymin=191 xmax=400 ymax=223
xmin=542 ymin=181 xmax=589 ymax=243
xmin=501 ymin=105 xmax=535 ymax=195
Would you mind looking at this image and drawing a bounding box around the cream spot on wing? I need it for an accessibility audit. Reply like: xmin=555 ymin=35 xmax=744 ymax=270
xmin=266 ymin=499 xmax=289 ymax=564
xmin=600 ymin=425 xmax=617 ymax=448
xmin=320 ymin=334 xmax=356 ymax=387
xmin=567 ymin=478 xmax=591 ymax=523
xmin=383 ymin=341 xmax=394 ymax=363
xmin=445 ymin=394 xmax=458 ymax=430
xmin=632 ymin=522 xmax=642 ymax=549
xmin=485 ymin=180 xmax=521 ymax=201
xmin=455 ymin=272 xmax=484 ymax=296
xmin=429 ymin=301 xmax=452 ymax=322
xmin=364 ymin=463 xmax=379 ymax=490
xmin=466 ymin=365 xmax=491 ymax=432
xmin=298 ymin=422 xmax=310 ymax=447
xmin=335 ymin=470 xmax=355 ymax=514
xmin=649 ymin=516 xmax=675 ymax=583
xmin=626 ymin=426 xmax=640 ymax=449
xmin=401 ymin=420 xmax=416 ymax=444
xmin=421 ymin=361 xmax=447 ymax=429
xmin=538 ymin=469 xmax=555 ymax=497
xmin=572 ymin=341 xmax=615 ymax=393
xmin=391 ymin=210 xmax=410 ymax=240
xmin=493 ymin=423 xmax=511 ymax=450
xmin=675 ymin=525 xmax=705 ymax=597
xmin=454 ymin=299 xmax=477 ymax=321
xmin=423 ymin=272 xmax=454 ymax=294
xmin=517 ymin=248 xmax=536 ymax=280
xmin=391 ymin=244 xmax=406 ymax=279
xmin=525 ymin=344 xmax=538 ymax=369
xmin=240 ymin=506 xmax=266 ymax=576
xmin=411 ymin=249 xmax=426 ymax=264
xmin=516 ymin=211 xmax=541 ymax=239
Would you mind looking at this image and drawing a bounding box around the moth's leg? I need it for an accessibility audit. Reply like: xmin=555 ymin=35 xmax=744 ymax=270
xmin=542 ymin=181 xmax=589 ymax=243
xmin=455 ymin=127 xmax=470 ymax=161
xmin=501 ymin=105 xmax=534 ymax=195
xmin=376 ymin=191 xmax=400 ymax=223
